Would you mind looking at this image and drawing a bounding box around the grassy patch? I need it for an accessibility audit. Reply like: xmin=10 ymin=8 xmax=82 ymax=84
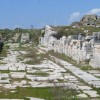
xmin=0 ymin=47 xmax=8 ymax=58
xmin=14 ymin=46 xmax=30 ymax=51
xmin=0 ymin=87 xmax=53 ymax=99
xmin=0 ymin=70 xmax=10 ymax=73
xmin=57 ymin=79 xmax=64 ymax=83
xmin=28 ymin=72 xmax=49 ymax=77
xmin=24 ymin=60 xmax=35 ymax=65
xmin=50 ymin=84 xmax=79 ymax=100
xmin=80 ymin=65 xmax=93 ymax=70
xmin=0 ymin=87 xmax=82 ymax=100
xmin=4 ymin=45 xmax=10 ymax=49
xmin=48 ymin=50 xmax=93 ymax=71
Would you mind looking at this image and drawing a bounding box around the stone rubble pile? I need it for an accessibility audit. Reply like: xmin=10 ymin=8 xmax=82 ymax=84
xmin=40 ymin=25 xmax=100 ymax=68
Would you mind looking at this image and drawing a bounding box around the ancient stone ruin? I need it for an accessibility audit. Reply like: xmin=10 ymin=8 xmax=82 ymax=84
xmin=21 ymin=33 xmax=30 ymax=43
xmin=40 ymin=25 xmax=100 ymax=68
xmin=81 ymin=15 xmax=98 ymax=26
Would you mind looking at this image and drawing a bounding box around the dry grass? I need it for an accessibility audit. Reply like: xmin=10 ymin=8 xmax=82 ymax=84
xmin=50 ymin=82 xmax=79 ymax=100
xmin=20 ymin=47 xmax=50 ymax=65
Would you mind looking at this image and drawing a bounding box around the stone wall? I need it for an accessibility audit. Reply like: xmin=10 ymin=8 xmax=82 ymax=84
xmin=40 ymin=25 xmax=100 ymax=68
xmin=90 ymin=45 xmax=100 ymax=68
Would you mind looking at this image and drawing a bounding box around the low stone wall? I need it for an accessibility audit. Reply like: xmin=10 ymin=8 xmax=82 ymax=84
xmin=40 ymin=25 xmax=100 ymax=68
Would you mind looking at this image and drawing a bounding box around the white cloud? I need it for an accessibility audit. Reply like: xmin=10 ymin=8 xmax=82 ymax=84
xmin=68 ymin=12 xmax=80 ymax=23
xmin=88 ymin=8 xmax=100 ymax=14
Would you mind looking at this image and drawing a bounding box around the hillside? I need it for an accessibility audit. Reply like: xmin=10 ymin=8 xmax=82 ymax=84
xmin=48 ymin=14 xmax=100 ymax=39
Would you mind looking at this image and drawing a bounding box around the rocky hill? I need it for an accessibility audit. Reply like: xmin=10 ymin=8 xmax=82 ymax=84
xmin=80 ymin=15 xmax=100 ymax=27
xmin=51 ymin=14 xmax=100 ymax=39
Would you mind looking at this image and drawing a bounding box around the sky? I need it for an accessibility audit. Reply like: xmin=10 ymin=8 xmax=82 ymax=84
xmin=0 ymin=0 xmax=100 ymax=29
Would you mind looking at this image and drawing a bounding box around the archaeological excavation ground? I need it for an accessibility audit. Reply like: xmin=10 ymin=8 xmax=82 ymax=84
xmin=0 ymin=0 xmax=100 ymax=100
xmin=0 ymin=14 xmax=100 ymax=100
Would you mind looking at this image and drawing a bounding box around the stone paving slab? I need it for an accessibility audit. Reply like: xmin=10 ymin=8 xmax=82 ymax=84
xmin=83 ymin=90 xmax=99 ymax=97
xmin=77 ymin=93 xmax=88 ymax=98
xmin=52 ymin=56 xmax=100 ymax=88
xmin=0 ymin=44 xmax=100 ymax=99
xmin=88 ymin=70 xmax=100 ymax=74
xmin=78 ymin=86 xmax=92 ymax=90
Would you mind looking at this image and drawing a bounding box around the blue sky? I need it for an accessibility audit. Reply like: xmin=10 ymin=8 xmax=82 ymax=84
xmin=0 ymin=0 xmax=100 ymax=29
